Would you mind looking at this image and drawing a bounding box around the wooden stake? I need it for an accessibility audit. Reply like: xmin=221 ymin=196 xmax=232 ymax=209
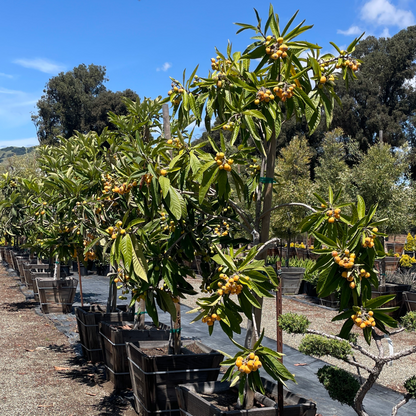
xmin=77 ymin=255 xmax=84 ymax=307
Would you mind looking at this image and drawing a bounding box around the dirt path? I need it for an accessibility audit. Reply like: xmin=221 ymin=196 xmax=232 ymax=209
xmin=0 ymin=265 xmax=135 ymax=416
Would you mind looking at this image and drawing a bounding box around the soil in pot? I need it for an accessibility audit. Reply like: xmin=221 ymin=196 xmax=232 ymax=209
xmin=127 ymin=340 xmax=223 ymax=416
xmin=99 ymin=320 xmax=170 ymax=390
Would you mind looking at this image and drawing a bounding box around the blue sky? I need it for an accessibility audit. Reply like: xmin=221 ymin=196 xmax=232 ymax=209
xmin=0 ymin=0 xmax=415 ymax=148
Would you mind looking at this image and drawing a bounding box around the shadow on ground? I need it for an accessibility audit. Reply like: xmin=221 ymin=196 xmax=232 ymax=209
xmin=1 ymin=300 xmax=36 ymax=311
xmin=54 ymin=355 xmax=135 ymax=415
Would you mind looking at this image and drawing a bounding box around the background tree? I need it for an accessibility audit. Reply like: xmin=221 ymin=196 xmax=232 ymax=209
xmin=32 ymin=64 xmax=139 ymax=144
xmin=331 ymin=27 xmax=416 ymax=150
xmin=349 ymin=142 xmax=414 ymax=235
xmin=313 ymin=128 xmax=356 ymax=197
xmin=270 ymin=136 xmax=315 ymax=240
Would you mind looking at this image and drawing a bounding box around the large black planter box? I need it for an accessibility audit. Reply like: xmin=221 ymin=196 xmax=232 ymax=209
xmin=176 ymin=378 xmax=316 ymax=416
xmin=99 ymin=321 xmax=170 ymax=390
xmin=127 ymin=340 xmax=223 ymax=416
xmin=75 ymin=305 xmax=134 ymax=363
xmin=403 ymin=291 xmax=416 ymax=312
xmin=371 ymin=283 xmax=412 ymax=319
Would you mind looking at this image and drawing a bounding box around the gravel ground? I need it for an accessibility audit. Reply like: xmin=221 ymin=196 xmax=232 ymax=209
xmin=182 ymin=276 xmax=416 ymax=395
xmin=0 ymin=265 xmax=136 ymax=416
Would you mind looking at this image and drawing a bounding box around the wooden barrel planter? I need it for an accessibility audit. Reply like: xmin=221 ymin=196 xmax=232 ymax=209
xmin=36 ymin=277 xmax=78 ymax=314
xmin=371 ymin=283 xmax=412 ymax=319
xmin=403 ymin=291 xmax=416 ymax=312
xmin=16 ymin=256 xmax=30 ymax=279
xmin=127 ymin=340 xmax=223 ymax=416
xmin=22 ymin=260 xmax=40 ymax=288
xmin=99 ymin=321 xmax=170 ymax=390
xmin=280 ymin=267 xmax=305 ymax=295
xmin=27 ymin=264 xmax=52 ymax=296
xmin=175 ymin=378 xmax=316 ymax=416
xmin=75 ymin=305 xmax=134 ymax=363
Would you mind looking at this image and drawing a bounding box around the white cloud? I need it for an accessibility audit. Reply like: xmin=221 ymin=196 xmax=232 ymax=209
xmin=361 ymin=0 xmax=415 ymax=28
xmin=0 ymin=73 xmax=13 ymax=79
xmin=0 ymin=138 xmax=38 ymax=148
xmin=337 ymin=26 xmax=363 ymax=36
xmin=156 ymin=62 xmax=172 ymax=72
xmin=380 ymin=27 xmax=391 ymax=37
xmin=0 ymin=87 xmax=38 ymax=129
xmin=13 ymin=58 xmax=65 ymax=74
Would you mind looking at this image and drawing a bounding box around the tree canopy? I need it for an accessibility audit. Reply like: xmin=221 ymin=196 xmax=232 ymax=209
xmin=32 ymin=64 xmax=139 ymax=144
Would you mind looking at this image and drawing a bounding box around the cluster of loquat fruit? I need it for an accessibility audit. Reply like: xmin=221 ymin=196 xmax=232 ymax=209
xmin=362 ymin=229 xmax=377 ymax=248
xmin=332 ymin=249 xmax=356 ymax=269
xmin=215 ymin=152 xmax=233 ymax=172
xmin=102 ymin=175 xmax=137 ymax=195
xmin=264 ymin=35 xmax=288 ymax=59
xmin=167 ymin=82 xmax=184 ymax=106
xmin=106 ymin=221 xmax=125 ymax=240
xmin=325 ymin=207 xmax=341 ymax=223
xmin=217 ymin=272 xmax=243 ymax=296
xmin=236 ymin=352 xmax=262 ymax=374
xmin=222 ymin=121 xmax=235 ymax=131
xmin=161 ymin=217 xmax=176 ymax=233
xmin=210 ymin=56 xmax=232 ymax=72
xmin=201 ymin=313 xmax=221 ymax=326
xmin=84 ymin=250 xmax=97 ymax=262
xmin=248 ymin=159 xmax=261 ymax=176
xmin=214 ymin=221 xmax=230 ymax=237
xmin=166 ymin=137 xmax=183 ymax=148
xmin=351 ymin=309 xmax=376 ymax=329
xmin=143 ymin=173 xmax=153 ymax=185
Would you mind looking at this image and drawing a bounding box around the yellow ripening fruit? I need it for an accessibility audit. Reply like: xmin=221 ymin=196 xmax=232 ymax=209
xmin=360 ymin=323 xmax=366 ymax=329
xmin=326 ymin=210 xmax=333 ymax=216
xmin=160 ymin=169 xmax=167 ymax=176
xmin=332 ymin=251 xmax=338 ymax=257
xmin=328 ymin=217 xmax=335 ymax=223
xmin=320 ymin=76 xmax=327 ymax=84
xmin=349 ymin=282 xmax=356 ymax=289
xmin=368 ymin=310 xmax=374 ymax=316
xmin=249 ymin=352 xmax=255 ymax=360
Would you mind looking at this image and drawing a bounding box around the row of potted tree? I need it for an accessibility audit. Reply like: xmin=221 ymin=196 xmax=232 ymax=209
xmin=1 ymin=6 xmax=415 ymax=416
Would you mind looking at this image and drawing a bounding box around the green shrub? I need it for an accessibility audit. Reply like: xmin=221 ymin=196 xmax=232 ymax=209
xmin=404 ymin=375 xmax=416 ymax=398
xmin=279 ymin=313 xmax=310 ymax=334
xmin=317 ymin=365 xmax=360 ymax=407
xmin=299 ymin=334 xmax=352 ymax=360
xmin=401 ymin=311 xmax=416 ymax=332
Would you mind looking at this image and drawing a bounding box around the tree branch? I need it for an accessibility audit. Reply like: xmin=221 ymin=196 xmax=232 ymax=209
xmin=259 ymin=202 xmax=316 ymax=220
xmin=306 ymin=329 xmax=378 ymax=361
xmin=391 ymin=393 xmax=413 ymax=416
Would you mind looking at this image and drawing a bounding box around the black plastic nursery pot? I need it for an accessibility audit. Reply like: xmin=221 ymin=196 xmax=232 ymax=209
xmin=175 ymin=378 xmax=317 ymax=416
xmin=99 ymin=320 xmax=170 ymax=390
xmin=126 ymin=340 xmax=224 ymax=416
xmin=75 ymin=305 xmax=134 ymax=363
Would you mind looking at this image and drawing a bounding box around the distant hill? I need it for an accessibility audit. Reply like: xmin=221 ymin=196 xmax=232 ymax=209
xmin=0 ymin=146 xmax=37 ymax=165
